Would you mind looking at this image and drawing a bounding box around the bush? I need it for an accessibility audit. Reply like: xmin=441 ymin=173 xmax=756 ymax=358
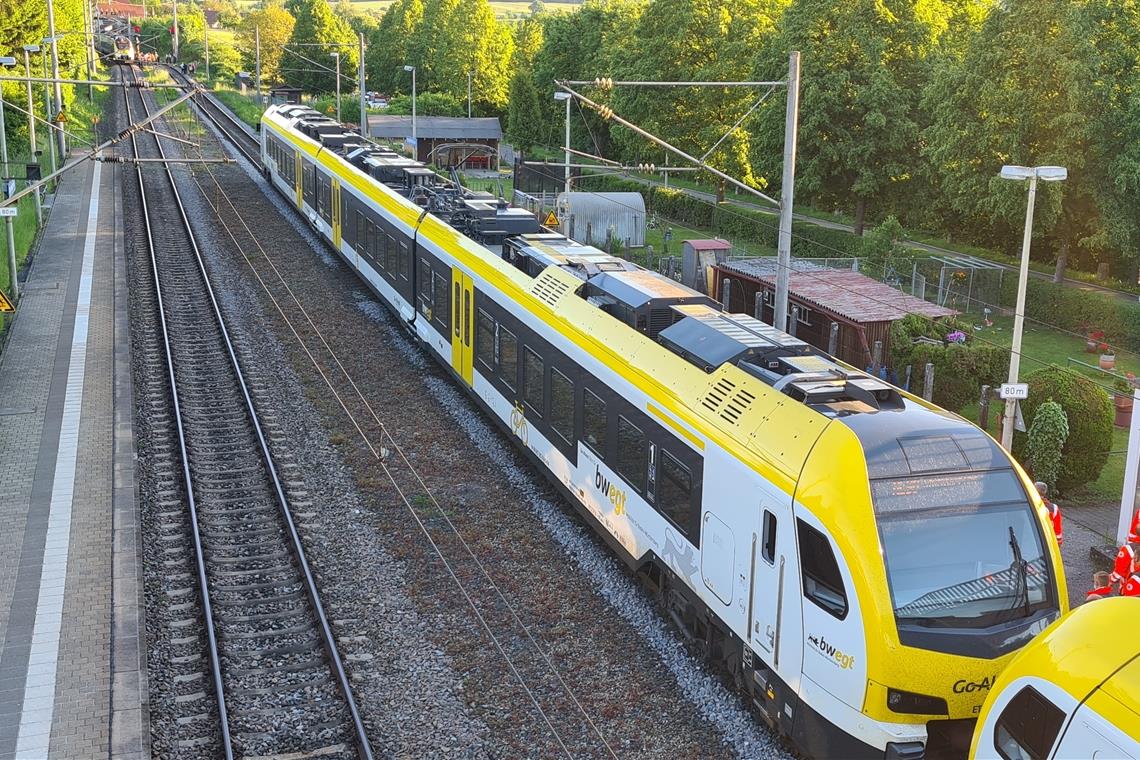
xmin=1025 ymin=400 xmax=1069 ymax=493
xmin=889 ymin=314 xmax=1007 ymax=411
xmin=1013 ymin=367 xmax=1113 ymax=493
xmin=998 ymin=276 xmax=1140 ymax=354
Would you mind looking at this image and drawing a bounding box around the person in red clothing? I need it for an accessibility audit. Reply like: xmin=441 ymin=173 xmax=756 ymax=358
xmin=1129 ymin=507 xmax=1140 ymax=544
xmin=1122 ymin=572 xmax=1140 ymax=597
xmin=1088 ymin=543 xmax=1140 ymax=600
xmin=1036 ymin=482 xmax=1063 ymax=547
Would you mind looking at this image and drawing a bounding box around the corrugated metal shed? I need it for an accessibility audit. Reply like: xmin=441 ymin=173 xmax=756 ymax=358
xmin=558 ymin=192 xmax=646 ymax=249
xmin=721 ymin=259 xmax=955 ymax=322
xmin=366 ymin=116 xmax=503 ymax=140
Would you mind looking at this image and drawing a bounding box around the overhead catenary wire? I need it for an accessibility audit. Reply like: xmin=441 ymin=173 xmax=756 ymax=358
xmin=180 ymin=94 xmax=620 ymax=757
xmin=518 ymin=151 xmax=1134 ymax=400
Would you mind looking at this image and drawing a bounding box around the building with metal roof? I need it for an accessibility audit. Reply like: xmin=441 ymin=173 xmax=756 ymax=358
xmin=714 ymin=258 xmax=956 ymax=371
xmin=366 ymin=116 xmax=503 ymax=169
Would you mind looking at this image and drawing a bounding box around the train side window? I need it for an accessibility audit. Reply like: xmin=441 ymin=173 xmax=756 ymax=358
xmin=796 ymin=520 xmax=848 ymax=619
xmin=616 ymin=416 xmax=646 ymax=492
xmin=761 ymin=510 xmax=777 ymax=564
xmin=433 ymin=272 xmax=449 ymax=329
xmin=550 ymin=369 xmax=574 ymax=445
xmin=399 ymin=242 xmax=410 ymax=280
xmin=994 ymin=686 xmax=1065 ymax=760
xmin=476 ymin=310 xmax=495 ymax=369
xmin=371 ymin=223 xmax=382 ymax=261
xmin=355 ymin=211 xmax=363 ymax=251
xmin=523 ymin=348 xmax=544 ymax=416
xmin=385 ymin=234 xmax=396 ymax=273
xmin=498 ymin=327 xmax=518 ymax=390
xmin=418 ymin=258 xmax=432 ymax=316
xmin=582 ymin=388 xmax=606 ymax=456
xmin=657 ymin=450 xmax=691 ymax=531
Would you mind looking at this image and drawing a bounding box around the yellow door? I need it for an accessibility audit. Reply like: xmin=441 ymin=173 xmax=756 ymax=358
xmin=294 ymin=154 xmax=302 ymax=207
xmin=332 ymin=180 xmax=342 ymax=250
xmin=451 ymin=271 xmax=474 ymax=385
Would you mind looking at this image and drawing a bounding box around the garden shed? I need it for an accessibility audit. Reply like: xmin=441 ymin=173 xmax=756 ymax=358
xmin=556 ymin=191 xmax=646 ymax=250
xmin=714 ymin=258 xmax=956 ymax=368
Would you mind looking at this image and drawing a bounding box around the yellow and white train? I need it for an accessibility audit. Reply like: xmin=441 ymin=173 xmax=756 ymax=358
xmin=259 ymin=104 xmax=1068 ymax=758
xmin=971 ymin=596 xmax=1139 ymax=759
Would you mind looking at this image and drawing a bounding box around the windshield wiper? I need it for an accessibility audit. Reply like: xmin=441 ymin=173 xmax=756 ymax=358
xmin=1008 ymin=525 xmax=1030 ymax=617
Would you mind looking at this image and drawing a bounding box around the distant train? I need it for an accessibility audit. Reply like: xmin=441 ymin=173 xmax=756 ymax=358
xmin=971 ymin=597 xmax=1139 ymax=759
xmin=259 ymin=102 xmax=1069 ymax=759
xmin=112 ymin=35 xmax=135 ymax=63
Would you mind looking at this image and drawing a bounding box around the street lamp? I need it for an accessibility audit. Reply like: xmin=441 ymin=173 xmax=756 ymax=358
xmin=0 ymin=57 xmax=18 ymax=301
xmin=998 ymin=164 xmax=1068 ymax=450
xmin=466 ymin=70 xmax=473 ymax=119
xmin=554 ymin=91 xmax=571 ymax=196
xmin=403 ymin=65 xmax=416 ymax=154
xmin=21 ymin=45 xmax=42 ymax=227
xmin=330 ymin=52 xmax=341 ymax=123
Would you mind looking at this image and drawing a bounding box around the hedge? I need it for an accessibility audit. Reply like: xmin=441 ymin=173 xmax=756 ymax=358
xmin=889 ymin=314 xmax=1008 ymax=411
xmin=998 ymin=276 xmax=1140 ymax=354
xmin=1012 ymin=367 xmax=1113 ymax=493
xmin=577 ymin=176 xmax=864 ymax=259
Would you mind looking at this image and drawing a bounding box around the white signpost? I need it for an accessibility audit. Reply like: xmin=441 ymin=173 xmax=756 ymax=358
xmin=0 ymin=207 xmax=18 ymax=218
xmin=999 ymin=383 xmax=1029 ymax=400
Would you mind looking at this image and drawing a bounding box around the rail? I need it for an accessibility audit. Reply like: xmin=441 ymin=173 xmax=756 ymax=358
xmin=122 ymin=64 xmax=372 ymax=759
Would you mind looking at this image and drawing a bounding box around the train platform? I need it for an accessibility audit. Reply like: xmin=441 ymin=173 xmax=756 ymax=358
xmin=0 ymin=156 xmax=146 ymax=759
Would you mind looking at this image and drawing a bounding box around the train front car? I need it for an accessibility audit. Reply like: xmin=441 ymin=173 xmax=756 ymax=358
xmin=113 ymin=36 xmax=134 ymax=63
xmin=785 ymin=393 xmax=1068 ymax=758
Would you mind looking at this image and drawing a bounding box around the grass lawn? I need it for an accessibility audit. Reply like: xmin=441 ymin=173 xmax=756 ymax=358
xmin=968 ymin=315 xmax=1140 ymax=385
xmin=951 ymin=315 xmax=1135 ymax=506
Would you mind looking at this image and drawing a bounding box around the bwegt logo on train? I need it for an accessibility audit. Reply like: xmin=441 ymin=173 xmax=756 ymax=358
xmin=807 ymin=633 xmax=855 ymax=670
xmin=594 ymin=465 xmax=628 ymax=516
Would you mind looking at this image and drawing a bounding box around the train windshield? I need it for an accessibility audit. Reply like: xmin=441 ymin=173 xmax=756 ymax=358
xmin=872 ymin=469 xmax=1052 ymax=628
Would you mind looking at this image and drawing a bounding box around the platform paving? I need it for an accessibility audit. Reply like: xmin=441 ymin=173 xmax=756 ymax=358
xmin=0 ymin=156 xmax=146 ymax=760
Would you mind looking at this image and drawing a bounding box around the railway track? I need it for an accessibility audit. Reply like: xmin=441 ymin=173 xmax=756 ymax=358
xmin=165 ymin=65 xmax=262 ymax=167
xmin=120 ymin=65 xmax=373 ymax=759
xmin=180 ymin=101 xmax=623 ymax=759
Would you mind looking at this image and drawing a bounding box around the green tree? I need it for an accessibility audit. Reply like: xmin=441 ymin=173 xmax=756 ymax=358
xmin=384 ymin=91 xmax=464 ymax=116
xmin=403 ymin=0 xmax=513 ymax=110
xmin=365 ymin=0 xmax=423 ymax=95
xmin=284 ymin=0 xmax=358 ymax=95
xmin=506 ymin=72 xmax=544 ymax=151
xmin=236 ymin=2 xmax=296 ymax=85
xmin=531 ymin=0 xmax=644 ymax=157
xmin=610 ymin=0 xmax=787 ymax=196
xmin=753 ymin=0 xmax=968 ymax=234
xmin=860 ymin=215 xmax=914 ymax=282
xmin=922 ymin=0 xmax=1124 ymax=279
xmin=1014 ymin=368 xmax=1114 ymax=493
xmin=1025 ymin=400 xmax=1069 ymax=494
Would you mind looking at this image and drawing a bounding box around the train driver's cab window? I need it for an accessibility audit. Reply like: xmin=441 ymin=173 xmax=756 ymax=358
xmin=796 ymin=519 xmax=848 ymax=619
xmin=993 ymin=686 xmax=1065 ymax=760
xmin=582 ymin=388 xmax=607 ymax=456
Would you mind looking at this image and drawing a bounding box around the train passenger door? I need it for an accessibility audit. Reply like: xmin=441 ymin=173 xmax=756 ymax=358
xmin=294 ymin=154 xmax=303 ymax=207
xmin=451 ymin=271 xmax=474 ymax=386
xmin=331 ymin=180 xmax=342 ymax=250
xmin=750 ymin=500 xmax=794 ymax=668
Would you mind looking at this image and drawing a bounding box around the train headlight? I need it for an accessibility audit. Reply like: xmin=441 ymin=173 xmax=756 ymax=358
xmin=887 ymin=687 xmax=948 ymax=716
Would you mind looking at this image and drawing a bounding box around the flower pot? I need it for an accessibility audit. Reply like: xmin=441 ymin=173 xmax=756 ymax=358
xmin=1100 ymin=354 xmax=1116 ymax=370
xmin=1115 ymin=394 xmax=1134 ymax=427
xmin=1086 ymin=340 xmax=1099 ymax=353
